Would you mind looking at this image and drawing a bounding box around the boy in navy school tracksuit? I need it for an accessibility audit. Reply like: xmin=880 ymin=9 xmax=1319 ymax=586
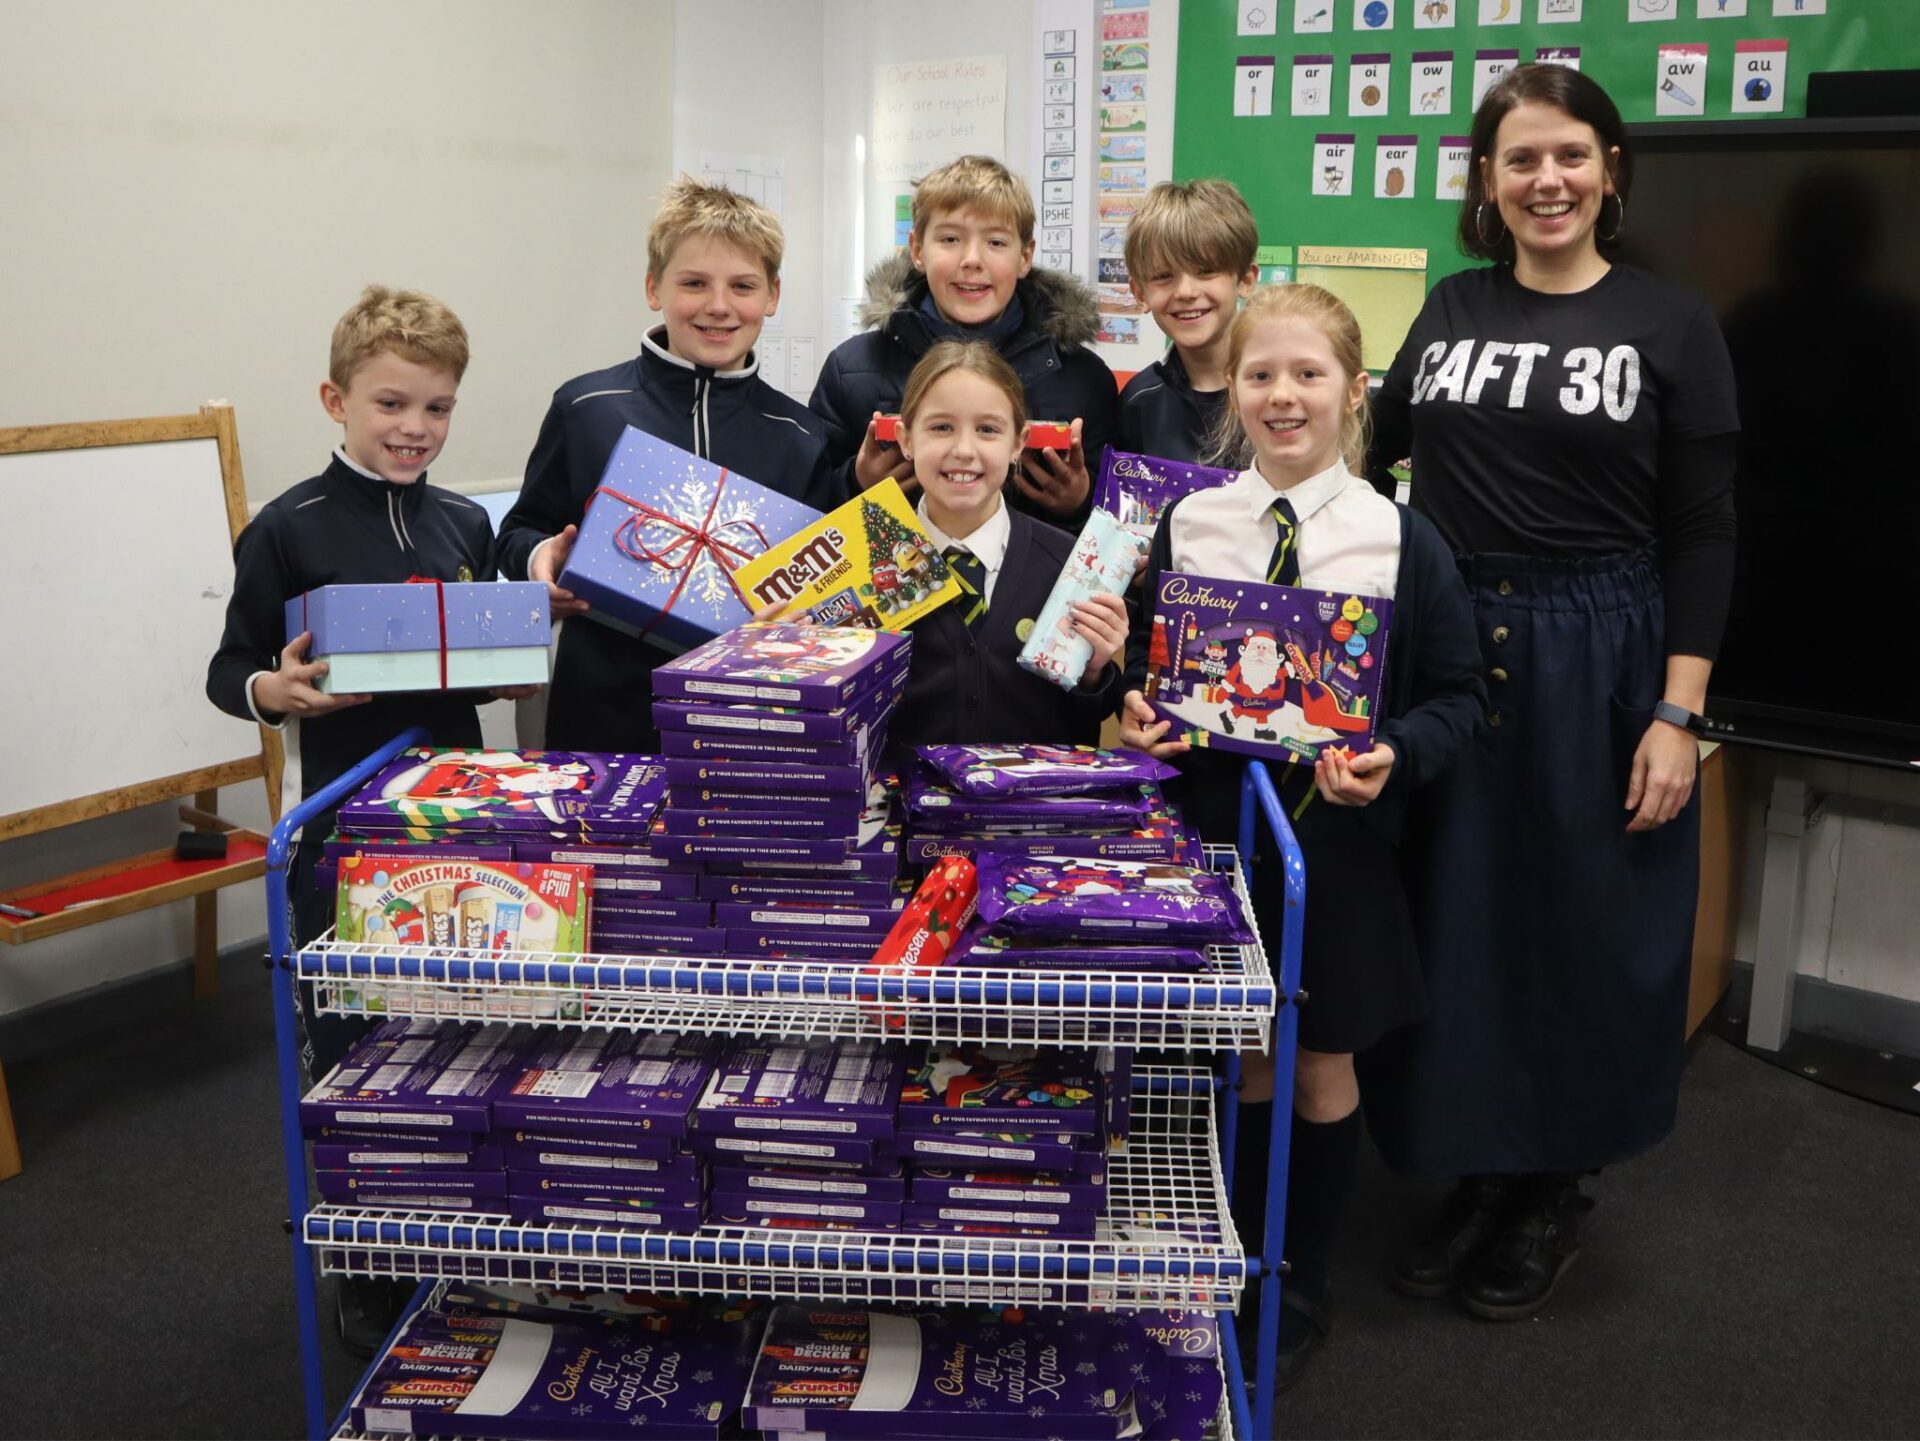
xmin=497 ymin=178 xmax=843 ymax=753
xmin=205 ymin=284 xmax=508 ymax=1355
xmin=1117 ymin=179 xmax=1260 ymax=462
xmin=207 ymin=285 xmax=506 ymax=959
xmin=809 ymin=154 xmax=1118 ymax=530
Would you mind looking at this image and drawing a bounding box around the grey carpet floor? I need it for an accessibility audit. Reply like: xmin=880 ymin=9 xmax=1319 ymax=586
xmin=1 ymin=953 xmax=1915 ymax=1440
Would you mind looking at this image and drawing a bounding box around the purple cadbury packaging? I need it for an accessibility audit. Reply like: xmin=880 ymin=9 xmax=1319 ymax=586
xmin=693 ymin=1038 xmax=906 ymax=1140
xmin=491 ymin=1030 xmax=717 ymax=1141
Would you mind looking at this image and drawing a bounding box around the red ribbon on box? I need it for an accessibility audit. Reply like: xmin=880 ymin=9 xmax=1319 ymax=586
xmin=594 ymin=477 xmax=770 ymax=637
xmin=404 ymin=576 xmax=449 ymax=687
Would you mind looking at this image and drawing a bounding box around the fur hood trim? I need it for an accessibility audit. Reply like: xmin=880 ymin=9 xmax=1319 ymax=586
xmin=856 ymin=250 xmax=1101 ymax=349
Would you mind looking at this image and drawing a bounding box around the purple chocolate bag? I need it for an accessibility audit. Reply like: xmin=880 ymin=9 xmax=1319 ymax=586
xmin=916 ymin=743 xmax=1177 ymax=798
xmin=976 ymin=854 xmax=1253 ymax=944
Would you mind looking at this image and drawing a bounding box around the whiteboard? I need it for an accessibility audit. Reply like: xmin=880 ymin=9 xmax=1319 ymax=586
xmin=0 ymin=436 xmax=260 ymax=818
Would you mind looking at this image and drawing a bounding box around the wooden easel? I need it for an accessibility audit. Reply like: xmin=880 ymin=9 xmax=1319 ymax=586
xmin=0 ymin=405 xmax=279 ymax=1181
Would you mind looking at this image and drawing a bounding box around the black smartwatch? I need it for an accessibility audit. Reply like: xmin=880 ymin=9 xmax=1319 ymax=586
xmin=1652 ymin=700 xmax=1709 ymax=736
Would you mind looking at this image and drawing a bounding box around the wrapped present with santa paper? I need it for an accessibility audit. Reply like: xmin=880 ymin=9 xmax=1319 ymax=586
xmin=1093 ymin=448 xmax=1238 ymax=559
xmin=557 ymin=425 xmax=822 ymax=651
xmin=1016 ymin=507 xmax=1140 ymax=691
xmin=286 ymin=580 xmax=550 ymax=694
xmin=335 ymin=746 xmax=666 ymax=841
xmin=1144 ymin=570 xmax=1392 ymax=763
xmin=731 ymin=478 xmax=961 ymax=629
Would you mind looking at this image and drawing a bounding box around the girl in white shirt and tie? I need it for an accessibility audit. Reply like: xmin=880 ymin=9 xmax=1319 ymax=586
xmin=1121 ymin=283 xmax=1484 ymax=1388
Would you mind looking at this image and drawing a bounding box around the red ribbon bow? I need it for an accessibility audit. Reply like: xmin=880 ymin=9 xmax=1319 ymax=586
xmin=594 ymin=476 xmax=769 ymax=636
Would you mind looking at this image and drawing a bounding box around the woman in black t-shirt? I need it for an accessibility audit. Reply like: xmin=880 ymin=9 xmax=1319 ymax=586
xmin=1361 ymin=66 xmax=1738 ymax=1321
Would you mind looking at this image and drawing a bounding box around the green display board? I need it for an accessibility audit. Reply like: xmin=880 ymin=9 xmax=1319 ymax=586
xmin=1174 ymin=0 xmax=1920 ymax=307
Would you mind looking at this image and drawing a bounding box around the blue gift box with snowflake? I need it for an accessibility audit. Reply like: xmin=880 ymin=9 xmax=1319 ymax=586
xmin=561 ymin=427 xmax=823 ymax=652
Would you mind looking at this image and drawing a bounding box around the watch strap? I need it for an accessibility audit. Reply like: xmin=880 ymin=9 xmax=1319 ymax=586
xmin=1653 ymin=699 xmax=1706 ymax=735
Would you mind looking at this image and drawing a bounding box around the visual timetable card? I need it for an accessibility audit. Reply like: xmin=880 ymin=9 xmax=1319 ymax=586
xmin=1473 ymin=49 xmax=1518 ymax=110
xmin=1700 ymin=0 xmax=1749 ymax=14
xmin=1773 ymin=0 xmax=1823 ymax=14
xmin=1732 ymin=38 xmax=1788 ymax=112
xmin=1238 ymin=1 xmax=1279 ymax=34
xmin=1656 ymin=42 xmax=1708 ymax=116
xmin=1236 ymin=56 xmax=1276 ymax=116
xmin=1436 ymin=135 xmax=1471 ymax=201
xmin=1295 ymin=0 xmax=1335 ymax=32
xmin=1538 ymin=0 xmax=1582 ymax=20
xmin=1376 ymin=136 xmax=1418 ymax=199
xmin=1535 ymin=45 xmax=1581 ymax=69
xmin=1312 ymin=134 xmax=1356 ymax=196
xmin=1414 ymin=0 xmax=1459 ymax=26
xmin=1477 ymin=0 xmax=1519 ymax=24
xmin=1631 ymin=0 xmax=1679 ymax=19
xmin=1354 ymin=0 xmax=1396 ymax=30
xmin=1293 ymin=54 xmax=1334 ymax=116
xmin=1350 ymin=54 xmax=1390 ymax=118
xmin=1411 ymin=51 xmax=1453 ymax=114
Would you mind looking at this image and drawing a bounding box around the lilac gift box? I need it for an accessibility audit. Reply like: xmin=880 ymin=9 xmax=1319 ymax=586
xmin=744 ymin=1307 xmax=1142 ymax=1439
xmin=492 ymin=1030 xmax=716 ymax=1140
xmin=558 ymin=425 xmax=823 ymax=651
xmin=350 ymin=1302 xmax=758 ymax=1439
xmin=300 ymin=1021 xmax=533 ymax=1134
xmin=908 ymin=1167 xmax=1107 ymax=1211
xmin=693 ymin=1038 xmax=906 ymax=1140
xmin=653 ymin=621 xmax=913 ymax=711
xmin=708 ymin=1191 xmax=903 ymax=1228
xmin=287 ymin=580 xmax=550 ymax=695
xmin=896 ymin=1045 xmax=1106 ymax=1137
xmin=708 ymin=1162 xmax=906 ymax=1202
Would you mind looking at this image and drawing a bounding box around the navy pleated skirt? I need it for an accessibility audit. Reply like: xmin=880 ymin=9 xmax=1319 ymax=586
xmin=1359 ymin=550 xmax=1700 ymax=1179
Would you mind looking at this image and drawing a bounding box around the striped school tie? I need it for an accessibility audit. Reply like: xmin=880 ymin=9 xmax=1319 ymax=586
xmin=1266 ymin=496 xmax=1302 ymax=586
xmin=942 ymin=546 xmax=988 ymax=627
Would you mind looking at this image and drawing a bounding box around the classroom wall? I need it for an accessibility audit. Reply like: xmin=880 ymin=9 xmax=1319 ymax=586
xmin=0 ymin=0 xmax=676 ymax=498
xmin=0 ymin=0 xmax=676 ymax=1020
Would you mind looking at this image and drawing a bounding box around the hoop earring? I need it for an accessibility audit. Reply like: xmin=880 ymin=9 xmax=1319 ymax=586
xmin=1598 ymin=193 xmax=1627 ymax=243
xmin=1474 ymin=201 xmax=1506 ymax=247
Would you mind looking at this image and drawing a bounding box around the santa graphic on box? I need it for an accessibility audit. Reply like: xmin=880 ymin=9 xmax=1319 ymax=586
xmin=1221 ymin=628 xmax=1293 ymax=741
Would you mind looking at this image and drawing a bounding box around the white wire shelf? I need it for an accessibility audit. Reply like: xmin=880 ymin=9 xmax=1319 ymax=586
xmin=307 ymin=1067 xmax=1243 ymax=1313
xmin=298 ymin=844 xmax=1277 ymax=1051
xmin=331 ymin=1273 xmax=1239 ymax=1441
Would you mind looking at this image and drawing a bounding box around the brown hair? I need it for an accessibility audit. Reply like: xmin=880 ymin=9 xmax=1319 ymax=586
xmin=647 ymin=175 xmax=784 ymax=283
xmin=1459 ymin=63 xmax=1632 ymax=264
xmin=1123 ymin=179 xmax=1259 ymax=280
xmin=329 ymin=285 xmax=470 ymax=389
xmin=911 ymin=155 xmax=1037 ymax=247
xmin=1207 ymin=285 xmax=1371 ymax=474
xmin=899 ymin=340 xmax=1029 ymax=435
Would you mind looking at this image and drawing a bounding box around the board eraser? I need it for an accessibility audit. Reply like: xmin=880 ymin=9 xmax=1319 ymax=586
xmin=175 ymin=831 xmax=229 ymax=862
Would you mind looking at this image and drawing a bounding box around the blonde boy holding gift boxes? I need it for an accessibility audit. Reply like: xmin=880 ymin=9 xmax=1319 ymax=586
xmin=498 ymin=178 xmax=843 ymax=752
